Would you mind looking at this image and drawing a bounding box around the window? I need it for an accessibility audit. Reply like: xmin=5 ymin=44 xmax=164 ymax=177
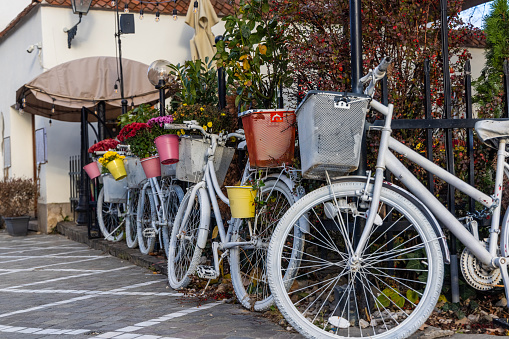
xmin=35 ymin=128 xmax=47 ymax=164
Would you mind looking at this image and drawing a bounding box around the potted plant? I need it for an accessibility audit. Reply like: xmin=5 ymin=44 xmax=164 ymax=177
xmin=215 ymin=0 xmax=292 ymax=110
xmin=147 ymin=115 xmax=179 ymax=165
xmin=118 ymin=122 xmax=161 ymax=178
xmin=97 ymin=151 xmax=127 ymax=181
xmin=0 ymin=177 xmax=38 ymax=236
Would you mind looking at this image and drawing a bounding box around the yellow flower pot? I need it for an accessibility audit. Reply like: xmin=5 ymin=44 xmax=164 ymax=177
xmin=106 ymin=158 xmax=127 ymax=181
xmin=226 ymin=186 xmax=258 ymax=218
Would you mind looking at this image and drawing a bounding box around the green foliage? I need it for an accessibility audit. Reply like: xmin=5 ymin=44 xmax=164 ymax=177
xmin=117 ymin=104 xmax=159 ymax=128
xmin=171 ymin=104 xmax=237 ymax=135
xmin=376 ymin=287 xmax=405 ymax=309
xmin=406 ymin=289 xmax=420 ymax=305
xmin=473 ymin=0 xmax=509 ymax=119
xmin=169 ymin=58 xmax=218 ymax=107
xmin=216 ymin=0 xmax=292 ymax=110
xmin=128 ymin=129 xmax=157 ymax=159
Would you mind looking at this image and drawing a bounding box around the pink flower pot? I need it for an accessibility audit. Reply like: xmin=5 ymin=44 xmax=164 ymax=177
xmin=154 ymin=134 xmax=180 ymax=165
xmin=83 ymin=162 xmax=101 ymax=179
xmin=140 ymin=155 xmax=161 ymax=178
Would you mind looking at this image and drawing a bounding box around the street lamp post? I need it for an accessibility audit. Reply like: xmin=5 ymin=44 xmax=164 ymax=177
xmin=147 ymin=60 xmax=171 ymax=116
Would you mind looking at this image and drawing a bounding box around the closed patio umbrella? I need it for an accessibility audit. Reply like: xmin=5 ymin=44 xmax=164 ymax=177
xmin=185 ymin=0 xmax=219 ymax=65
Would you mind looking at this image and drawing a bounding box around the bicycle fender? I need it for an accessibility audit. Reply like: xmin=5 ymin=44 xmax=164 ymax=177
xmin=196 ymin=186 xmax=211 ymax=250
xmin=332 ymin=176 xmax=451 ymax=264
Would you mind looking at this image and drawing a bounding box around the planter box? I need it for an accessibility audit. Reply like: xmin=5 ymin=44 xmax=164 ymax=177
xmin=4 ymin=216 xmax=30 ymax=236
xmin=124 ymin=157 xmax=147 ymax=188
xmin=176 ymin=137 xmax=234 ymax=185
xmin=103 ymin=175 xmax=127 ymax=203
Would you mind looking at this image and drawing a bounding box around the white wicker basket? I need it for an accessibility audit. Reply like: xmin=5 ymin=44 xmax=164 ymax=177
xmin=296 ymin=91 xmax=370 ymax=180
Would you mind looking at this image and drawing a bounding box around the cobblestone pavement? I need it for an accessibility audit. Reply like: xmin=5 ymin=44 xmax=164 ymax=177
xmin=0 ymin=230 xmax=301 ymax=339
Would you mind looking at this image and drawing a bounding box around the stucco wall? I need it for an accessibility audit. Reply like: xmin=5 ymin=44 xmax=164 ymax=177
xmin=0 ymin=4 xmax=226 ymax=231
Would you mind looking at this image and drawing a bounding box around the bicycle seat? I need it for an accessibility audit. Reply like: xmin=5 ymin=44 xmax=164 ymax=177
xmin=475 ymin=120 xmax=509 ymax=148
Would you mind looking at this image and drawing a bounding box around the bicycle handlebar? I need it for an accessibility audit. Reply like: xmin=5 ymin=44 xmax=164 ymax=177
xmin=361 ymin=56 xmax=392 ymax=97
xmin=373 ymin=56 xmax=391 ymax=80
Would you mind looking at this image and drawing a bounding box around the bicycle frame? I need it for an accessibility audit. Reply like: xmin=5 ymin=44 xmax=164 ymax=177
xmin=140 ymin=177 xmax=168 ymax=238
xmin=357 ymin=99 xmax=506 ymax=270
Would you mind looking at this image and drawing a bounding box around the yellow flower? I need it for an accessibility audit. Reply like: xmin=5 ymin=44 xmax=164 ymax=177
xmin=203 ymin=125 xmax=207 ymax=131
xmin=221 ymin=113 xmax=226 ymax=116
xmin=180 ymin=129 xmax=185 ymax=135
xmin=183 ymin=103 xmax=187 ymax=106
xmin=200 ymin=107 xmax=205 ymax=112
xmin=177 ymin=131 xmax=181 ymax=136
xmin=207 ymin=121 xmax=212 ymax=128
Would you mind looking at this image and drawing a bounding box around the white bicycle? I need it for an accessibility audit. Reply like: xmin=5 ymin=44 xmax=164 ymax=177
xmin=268 ymin=57 xmax=509 ymax=338
xmin=166 ymin=121 xmax=305 ymax=311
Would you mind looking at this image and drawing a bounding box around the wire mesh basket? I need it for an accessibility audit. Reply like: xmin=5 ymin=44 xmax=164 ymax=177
xmin=296 ymin=91 xmax=370 ymax=180
xmin=240 ymin=109 xmax=296 ymax=168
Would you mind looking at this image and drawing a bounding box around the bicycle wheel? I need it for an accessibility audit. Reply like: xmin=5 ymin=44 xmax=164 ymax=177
xmin=230 ymin=179 xmax=301 ymax=311
xmin=136 ymin=182 xmax=157 ymax=255
xmin=161 ymin=183 xmax=185 ymax=258
xmin=97 ymin=188 xmax=125 ymax=242
xmin=168 ymin=186 xmax=210 ymax=289
xmin=267 ymin=180 xmax=444 ymax=339
xmin=125 ymin=188 xmax=140 ymax=248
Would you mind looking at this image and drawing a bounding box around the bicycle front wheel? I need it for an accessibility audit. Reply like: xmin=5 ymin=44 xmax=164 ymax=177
xmin=168 ymin=186 xmax=210 ymax=289
xmin=161 ymin=183 xmax=185 ymax=258
xmin=125 ymin=188 xmax=140 ymax=248
xmin=97 ymin=188 xmax=125 ymax=242
xmin=136 ymin=182 xmax=157 ymax=255
xmin=268 ymin=180 xmax=444 ymax=339
xmin=229 ymin=179 xmax=301 ymax=311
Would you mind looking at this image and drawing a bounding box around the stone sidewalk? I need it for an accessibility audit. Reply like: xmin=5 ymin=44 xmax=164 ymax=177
xmin=0 ymin=223 xmax=503 ymax=338
xmin=0 ymin=228 xmax=300 ymax=339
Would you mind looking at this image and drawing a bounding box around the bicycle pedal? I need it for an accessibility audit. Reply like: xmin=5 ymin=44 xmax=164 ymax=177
xmin=142 ymin=228 xmax=157 ymax=238
xmin=196 ymin=265 xmax=219 ymax=279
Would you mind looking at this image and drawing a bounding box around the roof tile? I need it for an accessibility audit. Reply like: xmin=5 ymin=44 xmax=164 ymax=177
xmin=43 ymin=0 xmax=234 ymax=17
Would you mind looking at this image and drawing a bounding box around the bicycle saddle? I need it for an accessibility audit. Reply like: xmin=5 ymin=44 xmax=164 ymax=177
xmin=475 ymin=120 xmax=509 ymax=148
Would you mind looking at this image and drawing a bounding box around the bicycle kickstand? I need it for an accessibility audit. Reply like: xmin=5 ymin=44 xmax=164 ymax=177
xmin=495 ymin=257 xmax=509 ymax=310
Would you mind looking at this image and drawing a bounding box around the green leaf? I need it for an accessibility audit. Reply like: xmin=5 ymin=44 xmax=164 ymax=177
xmin=261 ymin=3 xmax=269 ymax=13
xmin=406 ymin=289 xmax=420 ymax=304
xmin=241 ymin=24 xmax=251 ymax=39
xmin=234 ymin=95 xmax=241 ymax=108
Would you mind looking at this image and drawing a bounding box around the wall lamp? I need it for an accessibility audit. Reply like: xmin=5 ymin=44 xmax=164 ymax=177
xmin=64 ymin=0 xmax=93 ymax=49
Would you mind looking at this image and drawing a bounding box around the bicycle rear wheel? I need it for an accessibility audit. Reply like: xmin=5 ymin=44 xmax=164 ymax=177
xmin=268 ymin=180 xmax=444 ymax=339
xmin=168 ymin=186 xmax=210 ymax=289
xmin=125 ymin=188 xmax=140 ymax=248
xmin=137 ymin=182 xmax=157 ymax=255
xmin=161 ymin=183 xmax=185 ymax=258
xmin=229 ymin=179 xmax=301 ymax=311
xmin=97 ymin=188 xmax=125 ymax=242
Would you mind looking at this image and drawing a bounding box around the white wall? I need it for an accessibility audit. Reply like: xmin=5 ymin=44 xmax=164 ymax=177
xmin=0 ymin=4 xmax=226 ymax=207
xmin=0 ymin=0 xmax=32 ymax=32
xmin=0 ymin=8 xmax=42 ymax=181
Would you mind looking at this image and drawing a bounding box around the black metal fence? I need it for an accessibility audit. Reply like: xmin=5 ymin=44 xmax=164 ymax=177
xmin=69 ymin=155 xmax=81 ymax=221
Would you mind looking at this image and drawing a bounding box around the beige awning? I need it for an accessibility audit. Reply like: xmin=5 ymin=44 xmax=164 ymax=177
xmin=185 ymin=0 xmax=219 ymax=65
xmin=16 ymin=56 xmax=161 ymax=122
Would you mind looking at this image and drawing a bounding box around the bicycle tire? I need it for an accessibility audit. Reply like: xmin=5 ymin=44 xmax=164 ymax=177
xmin=267 ymin=180 xmax=444 ymax=339
xmin=168 ymin=186 xmax=210 ymax=289
xmin=136 ymin=182 xmax=157 ymax=255
xmin=97 ymin=188 xmax=125 ymax=242
xmin=125 ymin=188 xmax=140 ymax=248
xmin=161 ymin=184 xmax=185 ymax=258
xmin=229 ymin=179 xmax=300 ymax=311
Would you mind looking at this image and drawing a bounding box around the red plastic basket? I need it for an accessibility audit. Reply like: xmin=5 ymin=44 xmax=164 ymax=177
xmin=240 ymin=109 xmax=296 ymax=168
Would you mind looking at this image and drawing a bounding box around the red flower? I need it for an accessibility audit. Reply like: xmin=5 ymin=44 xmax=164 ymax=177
xmin=88 ymin=139 xmax=119 ymax=153
xmin=118 ymin=123 xmax=149 ymax=142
